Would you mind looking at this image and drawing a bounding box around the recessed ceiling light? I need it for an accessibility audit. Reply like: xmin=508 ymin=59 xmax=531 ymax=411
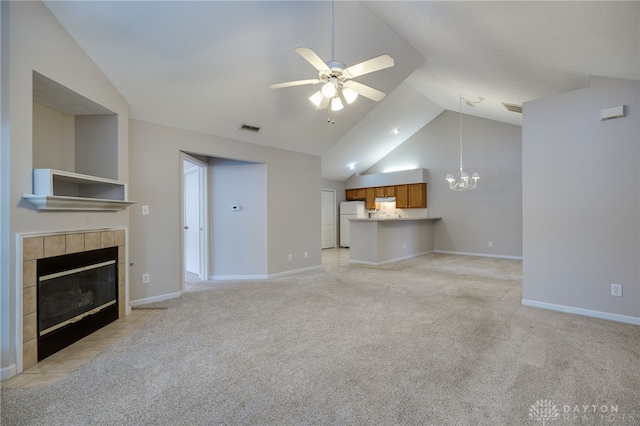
xmin=392 ymin=128 xmax=400 ymax=134
xmin=348 ymin=163 xmax=356 ymax=170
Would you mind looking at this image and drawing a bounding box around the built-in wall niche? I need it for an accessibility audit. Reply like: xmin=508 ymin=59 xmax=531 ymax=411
xmin=25 ymin=72 xmax=134 ymax=211
xmin=32 ymin=71 xmax=118 ymax=180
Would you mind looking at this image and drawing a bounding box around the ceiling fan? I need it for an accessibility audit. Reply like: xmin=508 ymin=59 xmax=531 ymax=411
xmin=269 ymin=1 xmax=394 ymax=120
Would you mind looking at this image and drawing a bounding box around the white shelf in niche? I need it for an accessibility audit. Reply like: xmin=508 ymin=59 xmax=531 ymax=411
xmin=23 ymin=169 xmax=136 ymax=211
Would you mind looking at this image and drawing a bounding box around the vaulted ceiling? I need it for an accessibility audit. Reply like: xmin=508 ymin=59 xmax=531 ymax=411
xmin=43 ymin=1 xmax=640 ymax=181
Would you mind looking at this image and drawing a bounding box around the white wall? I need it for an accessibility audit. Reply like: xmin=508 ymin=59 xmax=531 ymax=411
xmin=128 ymin=120 xmax=321 ymax=304
xmin=209 ymin=159 xmax=268 ymax=278
xmin=365 ymin=111 xmax=523 ymax=258
xmin=522 ymin=77 xmax=640 ymax=323
xmin=2 ymin=1 xmax=130 ymax=377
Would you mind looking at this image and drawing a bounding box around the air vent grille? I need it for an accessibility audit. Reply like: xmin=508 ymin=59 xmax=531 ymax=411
xmin=239 ymin=123 xmax=261 ymax=132
xmin=502 ymin=102 xmax=522 ymax=114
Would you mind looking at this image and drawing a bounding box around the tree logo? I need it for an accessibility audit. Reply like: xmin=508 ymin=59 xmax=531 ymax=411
xmin=529 ymin=399 xmax=560 ymax=425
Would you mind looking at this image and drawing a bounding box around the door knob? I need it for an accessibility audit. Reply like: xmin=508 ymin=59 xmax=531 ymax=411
xmin=184 ymin=226 xmax=188 ymax=229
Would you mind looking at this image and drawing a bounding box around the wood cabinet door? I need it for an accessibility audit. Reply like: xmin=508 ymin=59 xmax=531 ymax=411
xmin=345 ymin=189 xmax=357 ymax=200
xmin=408 ymin=183 xmax=426 ymax=208
xmin=395 ymin=185 xmax=408 ymax=208
xmin=365 ymin=188 xmax=375 ymax=209
xmin=374 ymin=187 xmax=385 ymax=198
xmin=355 ymin=188 xmax=366 ymax=200
xmin=384 ymin=186 xmax=395 ymax=197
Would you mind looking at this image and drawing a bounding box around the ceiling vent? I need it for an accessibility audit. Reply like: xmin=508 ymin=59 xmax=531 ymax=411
xmin=239 ymin=123 xmax=261 ymax=132
xmin=502 ymin=102 xmax=523 ymax=114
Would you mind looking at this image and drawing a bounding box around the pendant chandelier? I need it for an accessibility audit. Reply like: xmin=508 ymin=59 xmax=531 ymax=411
xmin=446 ymin=95 xmax=484 ymax=191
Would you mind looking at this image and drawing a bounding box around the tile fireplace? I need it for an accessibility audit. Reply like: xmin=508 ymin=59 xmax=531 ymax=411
xmin=21 ymin=229 xmax=126 ymax=370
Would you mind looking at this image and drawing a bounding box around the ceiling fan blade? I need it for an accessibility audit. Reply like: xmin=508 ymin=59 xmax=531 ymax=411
xmin=346 ymin=81 xmax=386 ymax=102
xmin=344 ymin=54 xmax=394 ymax=78
xmin=295 ymin=47 xmax=330 ymax=72
xmin=315 ymin=96 xmax=330 ymax=110
xmin=269 ymin=79 xmax=321 ymax=89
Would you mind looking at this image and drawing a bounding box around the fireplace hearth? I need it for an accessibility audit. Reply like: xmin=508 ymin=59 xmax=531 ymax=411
xmin=37 ymin=246 xmax=119 ymax=361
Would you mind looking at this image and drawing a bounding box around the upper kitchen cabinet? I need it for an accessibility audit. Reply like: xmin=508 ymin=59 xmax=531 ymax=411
xmin=396 ymin=183 xmax=427 ymax=209
xmin=365 ymin=188 xmax=375 ymax=209
xmin=374 ymin=186 xmax=395 ymax=198
xmin=346 ymin=188 xmax=366 ymax=201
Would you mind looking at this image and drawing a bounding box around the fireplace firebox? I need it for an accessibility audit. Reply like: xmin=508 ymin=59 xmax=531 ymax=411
xmin=37 ymin=246 xmax=118 ymax=361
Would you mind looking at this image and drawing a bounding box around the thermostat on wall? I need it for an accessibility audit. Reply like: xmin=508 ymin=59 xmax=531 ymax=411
xmin=231 ymin=205 xmax=240 ymax=211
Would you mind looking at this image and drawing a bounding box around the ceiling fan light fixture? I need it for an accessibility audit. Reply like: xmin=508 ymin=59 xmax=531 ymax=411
xmin=322 ymin=79 xmax=337 ymax=98
xmin=309 ymin=91 xmax=324 ymax=108
xmin=331 ymin=96 xmax=344 ymax=111
xmin=342 ymin=86 xmax=358 ymax=104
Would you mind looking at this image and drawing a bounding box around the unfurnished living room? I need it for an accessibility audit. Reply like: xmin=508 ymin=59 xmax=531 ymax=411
xmin=1 ymin=1 xmax=639 ymax=425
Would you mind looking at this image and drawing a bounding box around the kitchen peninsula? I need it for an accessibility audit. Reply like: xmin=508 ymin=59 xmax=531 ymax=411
xmin=348 ymin=217 xmax=441 ymax=266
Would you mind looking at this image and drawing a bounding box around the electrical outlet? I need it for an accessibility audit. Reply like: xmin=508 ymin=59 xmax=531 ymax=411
xmin=142 ymin=273 xmax=150 ymax=284
xmin=288 ymin=254 xmax=292 ymax=261
xmin=611 ymin=284 xmax=623 ymax=297
xmin=142 ymin=205 xmax=149 ymax=215
xmin=488 ymin=241 xmax=493 ymax=248
xmin=304 ymin=252 xmax=308 ymax=259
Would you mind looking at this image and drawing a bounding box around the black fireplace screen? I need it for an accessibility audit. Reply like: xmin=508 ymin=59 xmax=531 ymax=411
xmin=39 ymin=260 xmax=117 ymax=335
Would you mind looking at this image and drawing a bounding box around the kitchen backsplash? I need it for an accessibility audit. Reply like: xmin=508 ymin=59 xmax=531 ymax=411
xmin=368 ymin=202 xmax=429 ymax=218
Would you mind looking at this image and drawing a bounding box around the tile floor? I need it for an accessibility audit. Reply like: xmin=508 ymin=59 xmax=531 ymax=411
xmin=2 ymin=248 xmax=351 ymax=389
xmin=1 ymin=309 xmax=164 ymax=389
xmin=322 ymin=247 xmax=350 ymax=268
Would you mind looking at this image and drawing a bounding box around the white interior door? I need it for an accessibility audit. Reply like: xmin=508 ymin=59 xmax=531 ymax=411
xmin=321 ymin=189 xmax=336 ymax=249
xmin=183 ymin=156 xmax=207 ymax=280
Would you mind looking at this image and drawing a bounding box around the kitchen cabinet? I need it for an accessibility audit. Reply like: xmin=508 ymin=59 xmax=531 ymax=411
xmin=346 ymin=188 xmax=365 ymax=200
xmin=395 ymin=185 xmax=408 ymax=208
xmin=365 ymin=188 xmax=376 ymax=209
xmin=395 ymin=183 xmax=426 ymax=208
xmin=374 ymin=186 xmax=395 ymax=197
xmin=407 ymin=183 xmax=427 ymax=208
xmin=347 ymin=183 xmax=426 ymax=209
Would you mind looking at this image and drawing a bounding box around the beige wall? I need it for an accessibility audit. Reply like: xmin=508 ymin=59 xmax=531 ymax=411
xmin=365 ymin=111 xmax=523 ymax=258
xmin=128 ymin=120 xmax=321 ymax=304
xmin=522 ymin=77 xmax=640 ymax=322
xmin=2 ymin=1 xmax=130 ymax=376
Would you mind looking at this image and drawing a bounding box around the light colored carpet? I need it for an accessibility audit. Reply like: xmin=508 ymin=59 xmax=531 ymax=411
xmin=2 ymin=253 xmax=639 ymax=425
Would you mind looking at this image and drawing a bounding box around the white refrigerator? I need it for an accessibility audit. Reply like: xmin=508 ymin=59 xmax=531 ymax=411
xmin=340 ymin=201 xmax=366 ymax=247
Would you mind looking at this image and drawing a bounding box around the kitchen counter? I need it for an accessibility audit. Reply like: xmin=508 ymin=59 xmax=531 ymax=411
xmin=348 ymin=217 xmax=441 ymax=266
xmin=350 ymin=217 xmax=441 ymax=222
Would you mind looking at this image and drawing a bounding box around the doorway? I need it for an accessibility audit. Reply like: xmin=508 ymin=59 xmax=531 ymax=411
xmin=182 ymin=154 xmax=208 ymax=282
xmin=321 ymin=189 xmax=336 ymax=249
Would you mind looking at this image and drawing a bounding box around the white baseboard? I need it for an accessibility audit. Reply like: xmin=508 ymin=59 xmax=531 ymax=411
xmin=434 ymin=250 xmax=523 ymax=260
xmin=350 ymin=251 xmax=433 ymax=267
xmin=209 ymin=265 xmax=323 ymax=280
xmin=209 ymin=275 xmax=269 ymax=280
xmin=522 ymin=299 xmax=640 ymax=325
xmin=1 ymin=364 xmax=17 ymax=381
xmin=269 ymin=265 xmax=323 ymax=278
xmin=130 ymin=290 xmax=184 ymax=307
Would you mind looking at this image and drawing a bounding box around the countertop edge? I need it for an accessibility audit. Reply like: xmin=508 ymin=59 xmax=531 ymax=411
xmin=349 ymin=217 xmax=442 ymax=222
